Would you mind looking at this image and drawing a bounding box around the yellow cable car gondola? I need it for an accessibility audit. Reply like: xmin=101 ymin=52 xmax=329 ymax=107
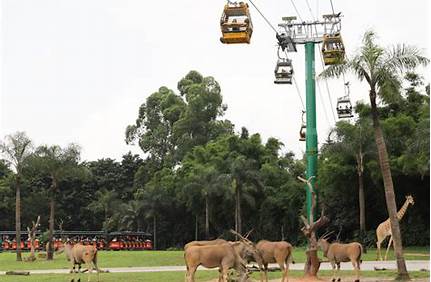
xmin=321 ymin=33 xmax=345 ymax=65
xmin=220 ymin=2 xmax=253 ymax=44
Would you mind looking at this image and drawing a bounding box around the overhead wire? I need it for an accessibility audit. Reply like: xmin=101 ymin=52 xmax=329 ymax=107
xmin=247 ymin=0 xmax=279 ymax=34
xmin=246 ymin=0 xmax=307 ymax=121
xmin=329 ymin=0 xmax=335 ymax=15
xmin=305 ymin=0 xmax=316 ymax=21
xmin=292 ymin=76 xmax=305 ymax=110
xmin=307 ymin=1 xmax=335 ymax=126
xmin=317 ymin=45 xmax=337 ymax=123
xmin=289 ymin=0 xmax=304 ymax=22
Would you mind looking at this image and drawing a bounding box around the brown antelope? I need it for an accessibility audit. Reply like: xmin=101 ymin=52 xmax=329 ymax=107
xmin=255 ymin=240 xmax=293 ymax=282
xmin=184 ymin=238 xmax=228 ymax=250
xmin=184 ymin=242 xmax=249 ymax=282
xmin=318 ymin=238 xmax=363 ymax=282
xmin=69 ymin=242 xmax=100 ymax=282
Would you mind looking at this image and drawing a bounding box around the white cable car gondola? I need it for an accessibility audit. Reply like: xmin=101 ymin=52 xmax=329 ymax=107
xmin=274 ymin=58 xmax=293 ymax=84
xmin=299 ymin=111 xmax=306 ymax=141
xmin=337 ymin=82 xmax=353 ymax=118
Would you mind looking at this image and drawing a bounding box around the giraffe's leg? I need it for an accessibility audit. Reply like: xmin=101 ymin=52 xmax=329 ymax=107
xmin=376 ymin=240 xmax=383 ymax=261
xmin=384 ymin=236 xmax=393 ymax=261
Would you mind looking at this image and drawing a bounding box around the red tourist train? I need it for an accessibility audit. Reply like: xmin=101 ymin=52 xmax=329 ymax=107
xmin=0 ymin=230 xmax=152 ymax=251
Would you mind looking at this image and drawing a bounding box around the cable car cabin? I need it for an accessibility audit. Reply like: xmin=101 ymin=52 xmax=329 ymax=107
xmin=220 ymin=2 xmax=253 ymax=44
xmin=321 ymin=33 xmax=345 ymax=65
xmin=274 ymin=59 xmax=293 ymax=84
xmin=336 ymin=97 xmax=353 ymax=118
xmin=299 ymin=125 xmax=306 ymax=141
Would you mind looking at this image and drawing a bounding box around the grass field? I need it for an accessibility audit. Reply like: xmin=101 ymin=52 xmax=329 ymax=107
xmin=0 ymin=270 xmax=429 ymax=282
xmin=0 ymin=247 xmax=428 ymax=271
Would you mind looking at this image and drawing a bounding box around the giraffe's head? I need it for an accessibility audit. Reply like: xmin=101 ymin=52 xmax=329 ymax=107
xmin=405 ymin=195 xmax=415 ymax=205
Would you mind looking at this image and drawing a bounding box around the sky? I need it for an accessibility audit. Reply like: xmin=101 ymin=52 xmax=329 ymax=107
xmin=1 ymin=0 xmax=430 ymax=162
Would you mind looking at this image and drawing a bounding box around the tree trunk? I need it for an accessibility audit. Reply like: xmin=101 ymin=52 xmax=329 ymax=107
xmin=153 ymin=215 xmax=157 ymax=250
xmin=26 ymin=216 xmax=40 ymax=262
xmin=236 ymin=182 xmax=242 ymax=235
xmin=369 ymin=89 xmax=409 ymax=280
xmin=195 ymin=215 xmax=198 ymax=241
xmin=205 ymin=196 xmax=209 ymax=239
xmin=47 ymin=178 xmax=57 ymax=260
xmin=15 ymin=175 xmax=22 ymax=261
xmin=356 ymin=152 xmax=366 ymax=232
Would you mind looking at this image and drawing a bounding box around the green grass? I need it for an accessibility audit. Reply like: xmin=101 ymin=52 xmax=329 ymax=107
xmin=0 ymin=270 xmax=428 ymax=282
xmin=0 ymin=246 xmax=428 ymax=272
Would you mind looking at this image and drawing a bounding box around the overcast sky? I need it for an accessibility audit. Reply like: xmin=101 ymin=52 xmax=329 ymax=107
xmin=1 ymin=0 xmax=429 ymax=161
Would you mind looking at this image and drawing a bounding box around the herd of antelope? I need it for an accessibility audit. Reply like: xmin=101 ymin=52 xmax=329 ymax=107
xmin=183 ymin=230 xmax=363 ymax=282
xmin=61 ymin=230 xmax=363 ymax=282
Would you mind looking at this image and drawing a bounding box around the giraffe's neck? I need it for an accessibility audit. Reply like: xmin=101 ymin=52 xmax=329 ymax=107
xmin=397 ymin=199 xmax=411 ymax=220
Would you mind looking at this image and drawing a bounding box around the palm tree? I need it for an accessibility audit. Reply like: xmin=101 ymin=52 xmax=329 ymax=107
xmin=320 ymin=31 xmax=429 ymax=279
xmin=34 ymin=144 xmax=82 ymax=260
xmin=0 ymin=132 xmax=33 ymax=261
xmin=229 ymin=155 xmax=261 ymax=236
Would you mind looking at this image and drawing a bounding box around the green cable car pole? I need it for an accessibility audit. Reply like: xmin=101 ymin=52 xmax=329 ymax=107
xmin=305 ymin=42 xmax=318 ymax=223
xmin=277 ymin=13 xmax=343 ymax=277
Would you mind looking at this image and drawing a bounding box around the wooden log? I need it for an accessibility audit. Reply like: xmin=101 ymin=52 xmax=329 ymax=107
xmin=5 ymin=271 xmax=30 ymax=275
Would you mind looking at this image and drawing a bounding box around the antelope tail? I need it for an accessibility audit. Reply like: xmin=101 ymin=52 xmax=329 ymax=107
xmin=358 ymin=244 xmax=363 ymax=264
xmin=286 ymin=245 xmax=295 ymax=264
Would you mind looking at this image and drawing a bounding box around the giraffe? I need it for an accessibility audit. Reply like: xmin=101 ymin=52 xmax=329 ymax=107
xmin=376 ymin=195 xmax=414 ymax=260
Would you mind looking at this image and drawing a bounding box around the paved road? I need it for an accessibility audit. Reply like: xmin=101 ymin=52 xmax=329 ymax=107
xmin=0 ymin=260 xmax=429 ymax=275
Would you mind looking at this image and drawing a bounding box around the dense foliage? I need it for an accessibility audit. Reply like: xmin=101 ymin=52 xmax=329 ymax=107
xmin=0 ymin=70 xmax=429 ymax=249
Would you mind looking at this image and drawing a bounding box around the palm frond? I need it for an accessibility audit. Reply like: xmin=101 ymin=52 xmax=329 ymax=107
xmin=318 ymin=63 xmax=348 ymax=80
xmin=383 ymin=44 xmax=430 ymax=72
xmin=375 ymin=68 xmax=402 ymax=104
xmin=350 ymin=56 xmax=372 ymax=84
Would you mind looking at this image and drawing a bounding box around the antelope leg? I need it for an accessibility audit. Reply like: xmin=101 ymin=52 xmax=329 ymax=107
xmin=330 ymin=261 xmax=336 ymax=282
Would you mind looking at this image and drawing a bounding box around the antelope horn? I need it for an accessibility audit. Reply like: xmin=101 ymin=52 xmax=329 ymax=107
xmin=320 ymin=230 xmax=334 ymax=240
xmin=244 ymin=229 xmax=254 ymax=239
xmin=230 ymin=229 xmax=251 ymax=243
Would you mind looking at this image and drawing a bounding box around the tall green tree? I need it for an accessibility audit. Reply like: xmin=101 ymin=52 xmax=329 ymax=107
xmin=0 ymin=132 xmax=33 ymax=261
xmin=125 ymin=86 xmax=186 ymax=168
xmin=320 ymin=30 xmax=429 ymax=278
xmin=174 ymin=71 xmax=232 ymax=159
xmin=328 ymin=120 xmax=374 ymax=232
xmin=33 ymin=144 xmax=83 ymax=260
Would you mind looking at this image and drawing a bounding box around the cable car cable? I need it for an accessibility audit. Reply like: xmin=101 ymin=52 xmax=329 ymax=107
xmin=316 ymin=73 xmax=332 ymax=127
xmin=317 ymin=43 xmax=338 ymax=123
xmin=247 ymin=0 xmax=278 ymax=34
xmin=329 ymin=0 xmax=336 ymax=15
xmin=302 ymin=2 xmax=337 ymax=127
xmin=305 ymin=0 xmax=316 ymax=21
xmin=289 ymin=0 xmax=304 ymax=22
xmin=292 ymin=76 xmax=305 ymax=110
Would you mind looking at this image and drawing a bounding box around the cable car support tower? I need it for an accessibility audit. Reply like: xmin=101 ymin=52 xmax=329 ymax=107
xmin=277 ymin=13 xmax=344 ymax=277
